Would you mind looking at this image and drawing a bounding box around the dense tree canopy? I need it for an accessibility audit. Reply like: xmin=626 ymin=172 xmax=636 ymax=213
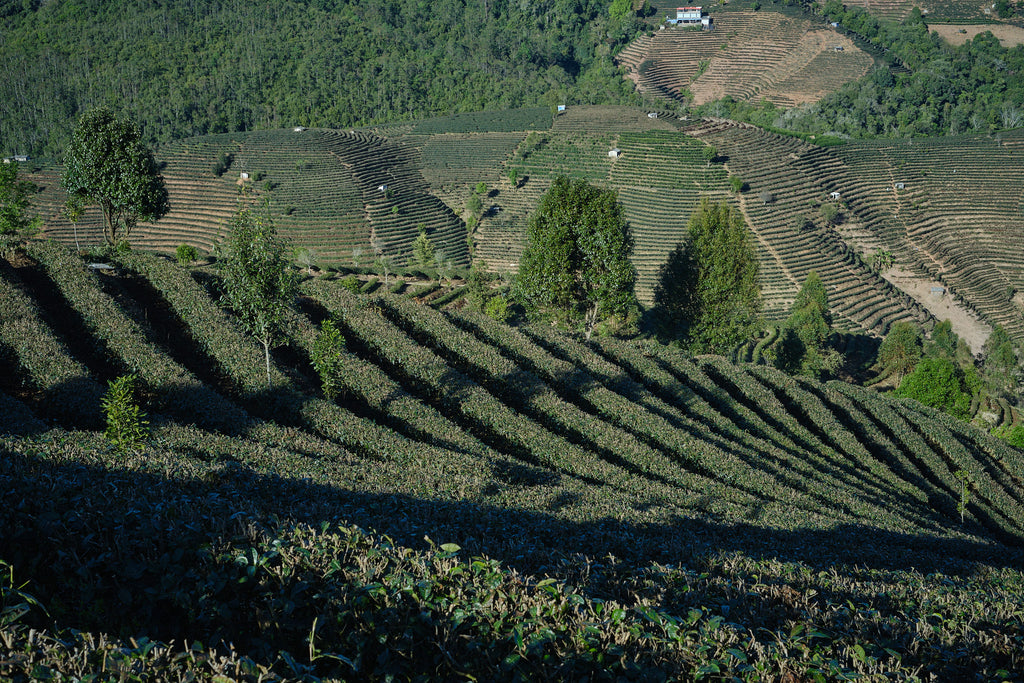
xmin=896 ymin=356 xmax=973 ymax=420
xmin=0 ymin=0 xmax=642 ymax=157
xmin=654 ymin=198 xmax=760 ymax=354
xmin=877 ymin=321 xmax=923 ymax=385
xmin=515 ymin=176 xmax=637 ymax=339
xmin=61 ymin=108 xmax=169 ymax=246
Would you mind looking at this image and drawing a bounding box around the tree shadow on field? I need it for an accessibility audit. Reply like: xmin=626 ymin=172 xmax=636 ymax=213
xmin=2 ymin=444 xmax=1022 ymax=677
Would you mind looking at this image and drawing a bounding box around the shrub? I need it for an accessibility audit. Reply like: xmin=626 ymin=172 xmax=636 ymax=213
xmin=102 ymin=374 xmax=149 ymax=452
xmin=311 ymin=318 xmax=346 ymax=400
xmin=484 ymin=294 xmax=510 ymax=322
xmin=212 ymin=152 xmax=232 ymax=176
xmin=176 ymin=243 xmax=198 ymax=265
xmin=340 ymin=275 xmax=362 ymax=293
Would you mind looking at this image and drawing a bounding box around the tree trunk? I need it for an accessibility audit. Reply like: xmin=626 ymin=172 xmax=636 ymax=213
xmin=584 ymin=304 xmax=598 ymax=342
xmin=263 ymin=339 xmax=272 ymax=388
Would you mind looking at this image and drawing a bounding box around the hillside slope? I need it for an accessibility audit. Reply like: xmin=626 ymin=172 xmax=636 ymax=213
xmin=2 ymin=241 xmax=1024 ymax=678
xmin=29 ymin=109 xmax=1024 ymax=344
xmin=616 ymin=11 xmax=874 ymax=108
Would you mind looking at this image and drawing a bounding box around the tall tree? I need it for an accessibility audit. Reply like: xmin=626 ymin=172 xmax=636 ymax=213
xmin=514 ymin=176 xmax=636 ymax=340
xmin=61 ymin=108 xmax=169 ymax=246
xmin=219 ymin=207 xmax=297 ymax=388
xmin=656 ymin=198 xmax=760 ymax=354
xmin=775 ymin=271 xmax=841 ymax=378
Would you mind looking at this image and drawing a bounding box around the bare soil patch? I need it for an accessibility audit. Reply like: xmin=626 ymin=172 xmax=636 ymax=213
xmin=883 ymin=266 xmax=992 ymax=354
xmin=929 ymin=23 xmax=1024 ymax=47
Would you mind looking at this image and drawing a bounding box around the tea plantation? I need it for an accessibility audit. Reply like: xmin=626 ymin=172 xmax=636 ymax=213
xmin=2 ymin=240 xmax=1023 ymax=680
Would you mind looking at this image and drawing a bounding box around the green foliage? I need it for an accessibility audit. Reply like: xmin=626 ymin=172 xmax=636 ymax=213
xmin=61 ymin=108 xmax=169 ymax=246
xmin=609 ymin=0 xmax=633 ymax=21
xmin=508 ymin=167 xmax=519 ymax=188
xmin=212 ymin=152 xmax=233 ymax=177
xmin=295 ymin=246 xmax=318 ymax=275
xmin=997 ymin=423 xmax=1024 ymax=449
xmin=412 ymin=228 xmax=436 ymax=269
xmin=0 ymin=161 xmax=36 ymax=236
xmin=514 ymin=176 xmax=637 ymax=340
xmin=728 ymin=175 xmax=745 ymax=194
xmin=0 ymin=1 xmax=639 ymax=158
xmin=955 ymin=469 xmax=972 ymax=524
xmin=982 ymin=324 xmax=1020 ymax=396
xmin=466 ymin=260 xmax=499 ymax=311
xmin=877 ymin=321 xmax=922 ymax=384
xmin=340 ymin=274 xmax=362 ymax=293
xmin=484 ymin=293 xmax=511 ymax=322
xmin=102 ymin=374 xmax=149 ymax=452
xmin=175 ymin=243 xmax=198 ymax=265
xmin=775 ymin=272 xmax=841 ymax=379
xmin=869 ymin=249 xmax=894 ymax=274
xmin=896 ymin=356 xmax=973 ymax=420
xmin=219 ymin=207 xmax=297 ymax=388
xmin=770 ymin=3 xmax=1024 ymax=138
xmin=311 ymin=318 xmax=346 ymax=401
xmin=654 ymin=198 xmax=760 ymax=354
xmin=702 ymin=145 xmax=717 ymax=166
xmin=466 ymin=193 xmax=483 ymax=218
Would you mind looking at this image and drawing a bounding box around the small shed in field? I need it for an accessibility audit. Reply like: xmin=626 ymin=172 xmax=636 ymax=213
xmin=894 ymin=182 xmax=905 ymax=190
xmin=608 ymin=148 xmax=622 ymax=159
xmin=829 ymin=191 xmax=842 ymax=200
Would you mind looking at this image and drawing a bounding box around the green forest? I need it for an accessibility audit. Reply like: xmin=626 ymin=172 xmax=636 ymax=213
xmin=0 ymin=0 xmax=642 ymax=158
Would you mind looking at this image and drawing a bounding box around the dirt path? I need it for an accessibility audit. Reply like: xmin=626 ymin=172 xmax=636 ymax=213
xmin=729 ymin=168 xmax=801 ymax=290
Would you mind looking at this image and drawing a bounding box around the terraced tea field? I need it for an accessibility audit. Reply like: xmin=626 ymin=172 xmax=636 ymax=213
xmin=825 ymin=130 xmax=1024 ymax=342
xmin=2 ymin=241 xmax=1023 ymax=679
xmin=616 ymin=11 xmax=873 ymax=108
xmin=27 ymin=106 xmax=1024 ymax=346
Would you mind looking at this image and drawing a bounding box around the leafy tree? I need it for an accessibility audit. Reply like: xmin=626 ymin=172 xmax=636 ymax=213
xmin=466 ymin=193 xmax=483 ymax=218
xmin=982 ymin=324 xmax=1020 ymax=396
xmin=295 ymin=247 xmax=318 ymax=275
xmin=514 ymin=176 xmax=637 ymax=340
xmin=508 ymin=168 xmax=519 ymax=188
xmin=371 ymin=237 xmax=394 ymax=288
xmin=702 ymin=145 xmax=717 ymax=167
xmin=655 ymin=198 xmax=760 ymax=354
xmin=0 ymin=161 xmax=36 ymax=236
xmin=219 ymin=207 xmax=297 ymax=388
xmin=435 ymin=251 xmax=455 ymax=286
xmin=474 ymin=181 xmax=487 ymax=196
xmin=102 ymin=374 xmax=149 ymax=453
xmin=412 ymin=228 xmax=436 ymax=269
xmin=777 ymin=271 xmax=841 ymax=378
xmin=877 ymin=321 xmax=922 ymax=384
xmin=311 ymin=318 xmax=346 ymax=401
xmin=895 ymin=356 xmax=973 ymax=420
xmin=729 ymin=175 xmax=744 ymax=194
xmin=61 ymin=108 xmax=169 ymax=246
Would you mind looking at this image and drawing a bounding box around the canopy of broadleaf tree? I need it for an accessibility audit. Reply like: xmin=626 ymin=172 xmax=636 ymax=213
xmin=653 ymin=198 xmax=760 ymax=354
xmin=61 ymin=108 xmax=169 ymax=246
xmin=515 ymin=176 xmax=636 ymax=339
